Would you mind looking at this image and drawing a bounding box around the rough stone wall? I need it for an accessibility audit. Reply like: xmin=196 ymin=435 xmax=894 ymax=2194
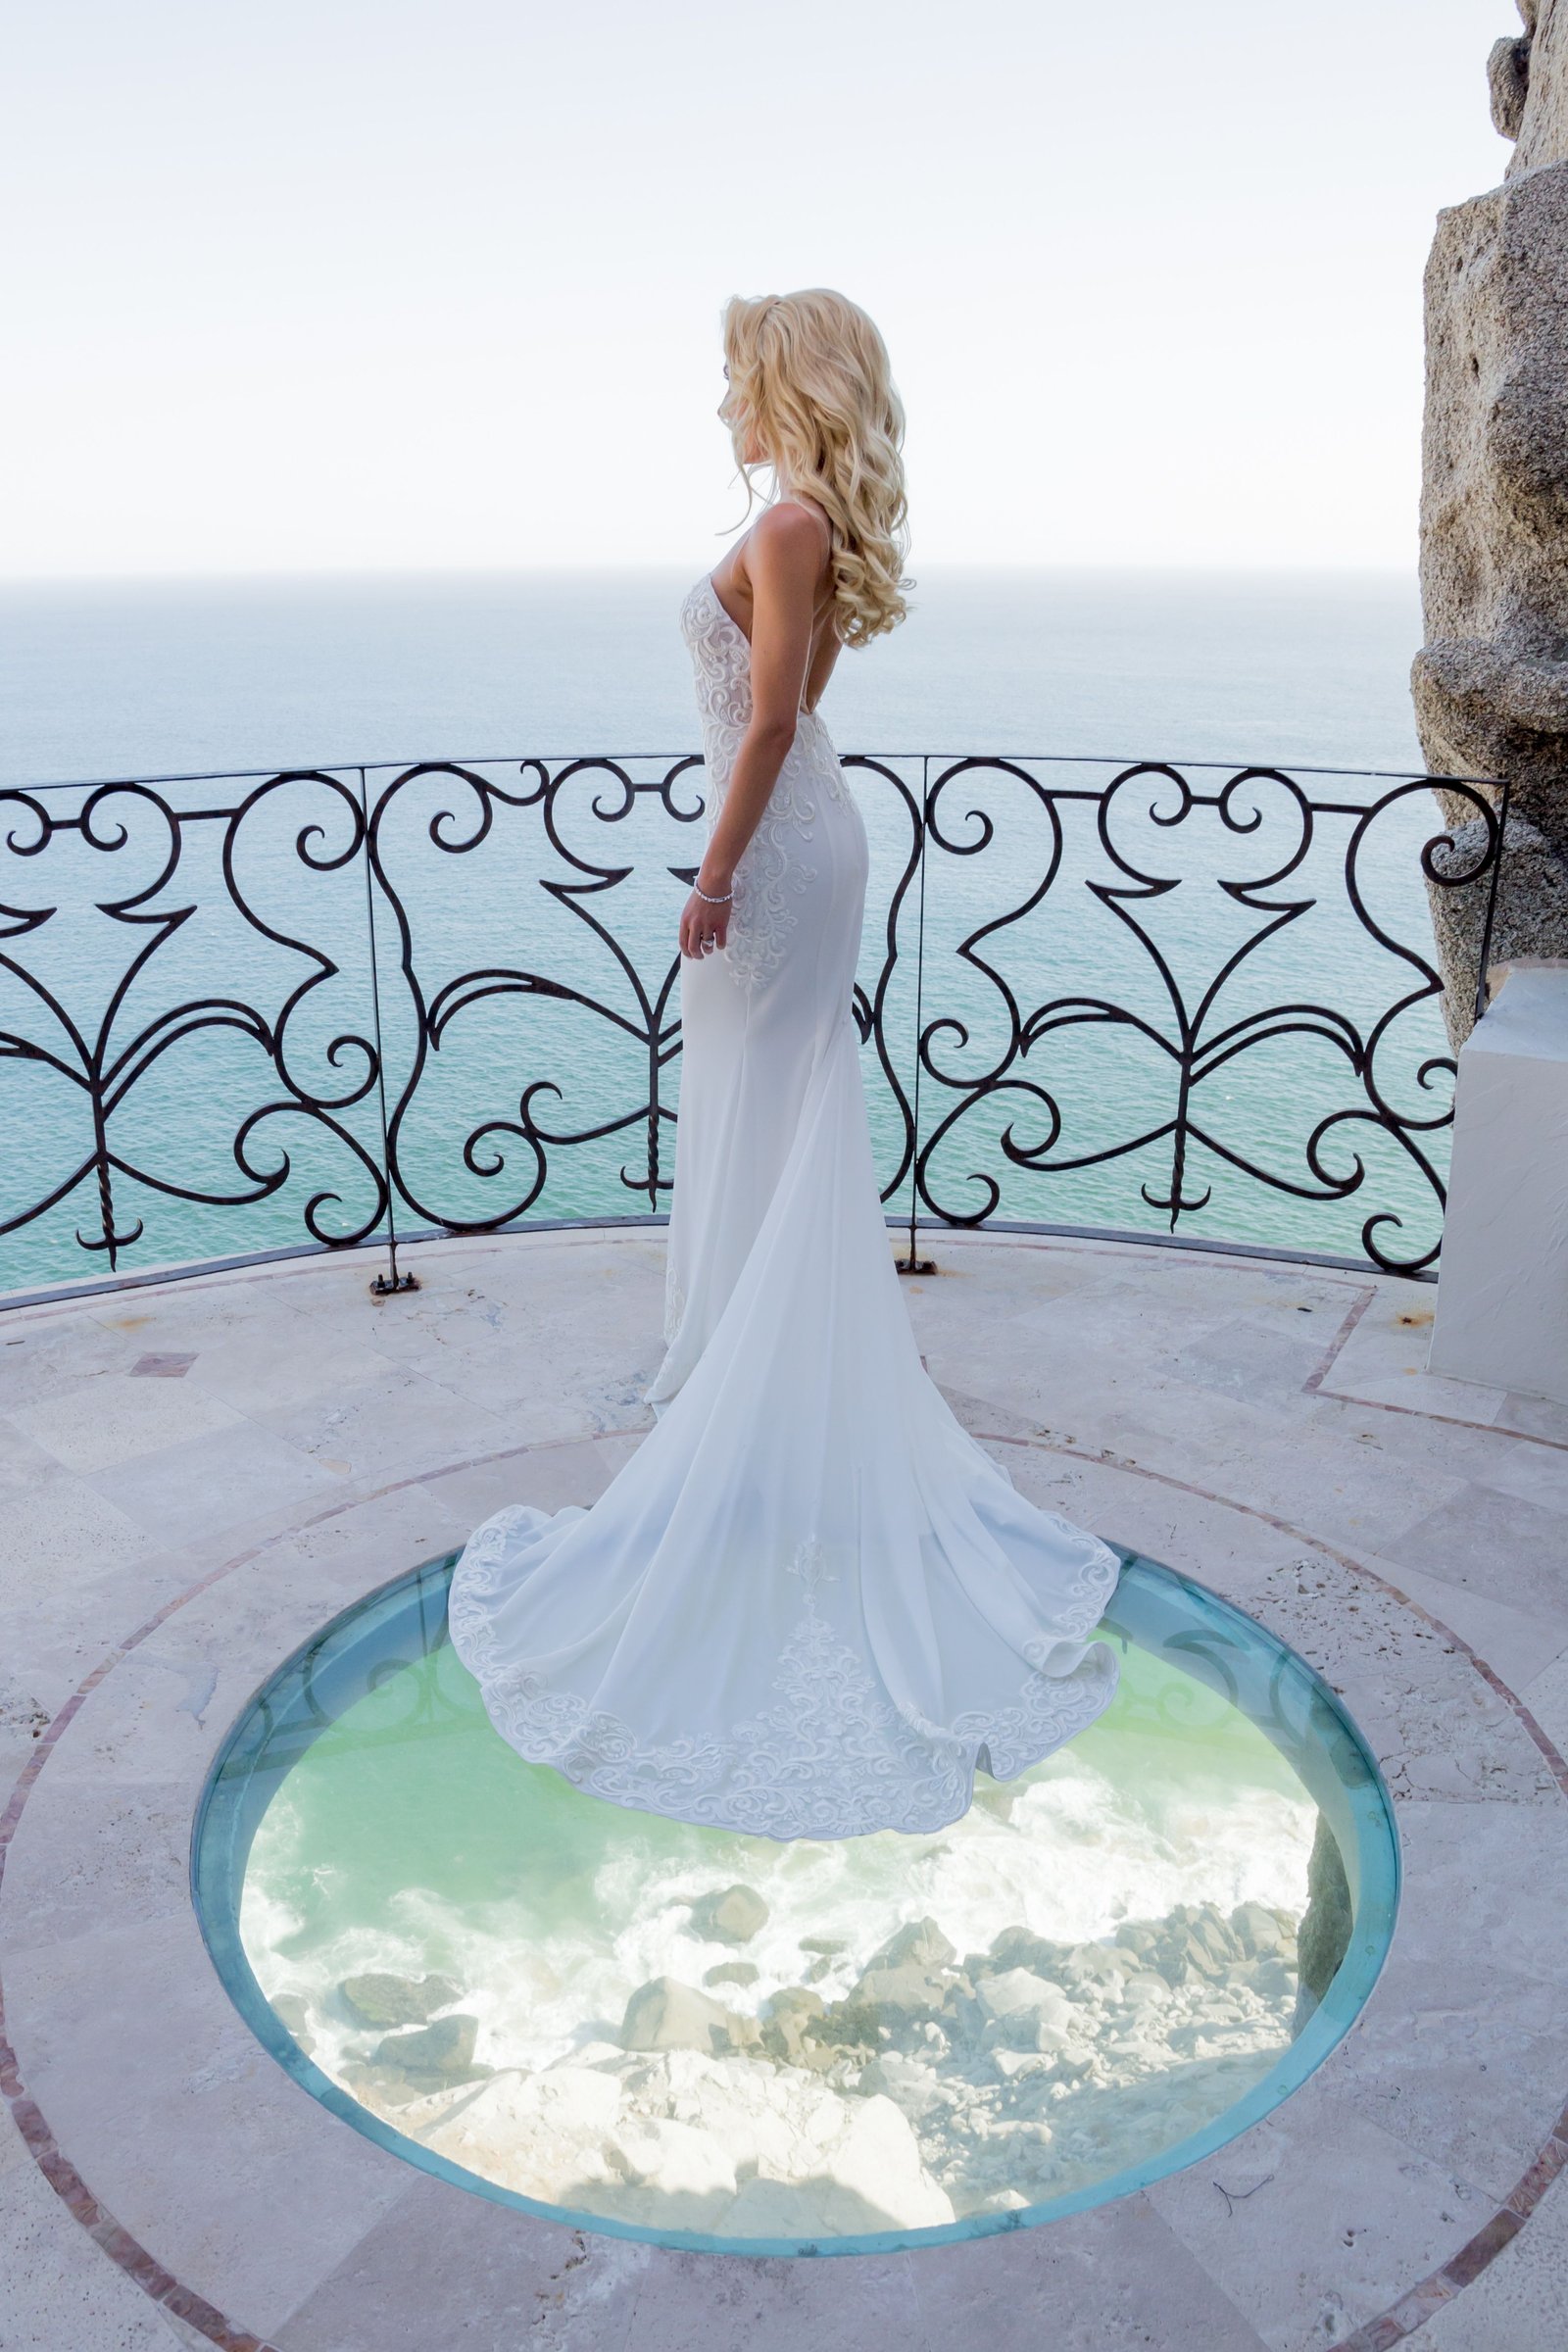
xmin=1493 ymin=0 xmax=1568 ymax=172
xmin=1414 ymin=1 xmax=1568 ymax=1043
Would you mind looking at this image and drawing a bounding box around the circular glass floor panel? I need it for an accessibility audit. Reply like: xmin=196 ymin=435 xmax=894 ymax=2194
xmin=193 ymin=1548 xmax=1397 ymax=2254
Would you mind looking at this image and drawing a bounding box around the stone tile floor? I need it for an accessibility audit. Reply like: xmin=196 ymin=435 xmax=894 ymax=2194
xmin=1 ymin=1228 xmax=1565 ymax=2351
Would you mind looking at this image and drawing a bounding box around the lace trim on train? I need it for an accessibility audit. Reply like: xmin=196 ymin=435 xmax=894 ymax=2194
xmin=448 ymin=1520 xmax=1121 ymax=1841
xmin=679 ymin=574 xmax=848 ymax=995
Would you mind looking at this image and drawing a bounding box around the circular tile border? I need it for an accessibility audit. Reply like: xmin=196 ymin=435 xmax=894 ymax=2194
xmin=0 ymin=1243 xmax=1564 ymax=2350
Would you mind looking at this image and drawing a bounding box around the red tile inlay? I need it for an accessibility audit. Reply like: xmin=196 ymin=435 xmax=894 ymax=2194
xmin=1506 ymin=2133 xmax=1568 ymax=2220
xmin=978 ymin=1430 xmax=1568 ymax=1807
xmin=1443 ymin=2207 xmax=1526 ymax=2287
xmin=1 ymin=1267 xmax=1565 ymax=2352
xmin=1303 ymin=1286 xmax=1378 ymax=1392
xmin=1387 ymin=2278 xmax=1458 ymax=2330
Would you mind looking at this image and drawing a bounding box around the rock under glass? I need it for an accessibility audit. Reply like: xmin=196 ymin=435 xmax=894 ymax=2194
xmin=207 ymin=1554 xmax=1391 ymax=2244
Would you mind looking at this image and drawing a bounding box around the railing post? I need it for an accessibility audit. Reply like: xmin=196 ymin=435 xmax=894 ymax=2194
xmin=1472 ymin=775 xmax=1512 ymax=1030
xmin=359 ymin=765 xmax=417 ymax=1297
xmin=898 ymin=755 xmax=936 ymax=1276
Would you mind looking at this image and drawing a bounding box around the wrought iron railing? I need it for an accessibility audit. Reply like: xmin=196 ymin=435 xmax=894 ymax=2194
xmin=0 ymin=752 xmax=1507 ymax=1304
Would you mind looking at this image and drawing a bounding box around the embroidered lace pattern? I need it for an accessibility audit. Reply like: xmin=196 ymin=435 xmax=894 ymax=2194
xmin=447 ymin=1520 xmax=1120 ymax=1841
xmin=678 ymin=573 xmax=850 ymax=995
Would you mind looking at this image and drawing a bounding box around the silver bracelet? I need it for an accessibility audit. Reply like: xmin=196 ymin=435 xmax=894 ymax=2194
xmin=693 ymin=883 xmax=734 ymax=905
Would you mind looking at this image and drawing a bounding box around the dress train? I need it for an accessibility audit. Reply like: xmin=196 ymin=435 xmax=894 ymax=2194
xmin=447 ymin=568 xmax=1120 ymax=1838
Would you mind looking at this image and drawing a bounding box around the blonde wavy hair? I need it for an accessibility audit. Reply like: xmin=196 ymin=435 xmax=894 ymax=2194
xmin=721 ymin=288 xmax=910 ymax=650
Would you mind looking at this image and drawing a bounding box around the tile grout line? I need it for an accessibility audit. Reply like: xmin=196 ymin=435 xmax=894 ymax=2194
xmin=10 ymin=1416 xmax=1565 ymax=2348
xmin=0 ymin=1420 xmax=637 ymax=2352
xmin=1333 ymin=2117 xmax=1568 ymax=2347
xmin=7 ymin=1225 xmax=668 ymax=1336
xmin=1302 ymin=1284 xmax=1380 ymax=1393
xmin=977 ymin=1427 xmax=1568 ymax=2346
xmin=976 ymin=1434 xmax=1568 ymax=1804
xmin=1 ymin=1242 xmax=1563 ymax=2347
xmin=19 ymin=1233 xmax=1564 ymax=1456
xmin=1311 ymin=1384 xmax=1568 ymax=1454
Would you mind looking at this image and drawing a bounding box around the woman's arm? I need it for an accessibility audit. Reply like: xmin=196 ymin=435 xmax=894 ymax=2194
xmin=678 ymin=504 xmax=826 ymax=960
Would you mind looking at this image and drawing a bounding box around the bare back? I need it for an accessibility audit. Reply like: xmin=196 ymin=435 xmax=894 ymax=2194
xmin=710 ymin=494 xmax=841 ymax=714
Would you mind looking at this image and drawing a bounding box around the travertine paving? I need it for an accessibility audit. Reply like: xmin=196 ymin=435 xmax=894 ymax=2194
xmin=2 ymin=1229 xmax=1566 ymax=2351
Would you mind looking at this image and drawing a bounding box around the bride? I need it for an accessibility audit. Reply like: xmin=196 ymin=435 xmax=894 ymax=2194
xmin=448 ymin=288 xmax=1120 ymax=1839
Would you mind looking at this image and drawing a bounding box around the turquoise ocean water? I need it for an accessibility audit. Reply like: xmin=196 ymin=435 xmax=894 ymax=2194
xmin=0 ymin=569 xmax=1465 ymax=1295
xmin=0 ymin=568 xmax=1424 ymax=785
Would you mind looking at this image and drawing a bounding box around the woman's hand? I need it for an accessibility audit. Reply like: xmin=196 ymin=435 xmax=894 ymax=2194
xmin=680 ymin=877 xmax=732 ymax=960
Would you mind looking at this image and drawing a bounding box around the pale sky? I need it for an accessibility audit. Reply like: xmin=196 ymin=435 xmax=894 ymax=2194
xmin=1 ymin=0 xmax=1516 ymax=578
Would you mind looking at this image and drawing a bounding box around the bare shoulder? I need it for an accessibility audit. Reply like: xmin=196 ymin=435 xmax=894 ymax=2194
xmin=746 ymin=498 xmax=831 ymax=575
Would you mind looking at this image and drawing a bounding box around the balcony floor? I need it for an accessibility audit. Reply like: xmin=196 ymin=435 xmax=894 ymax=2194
xmin=2 ymin=1227 xmax=1567 ymax=2352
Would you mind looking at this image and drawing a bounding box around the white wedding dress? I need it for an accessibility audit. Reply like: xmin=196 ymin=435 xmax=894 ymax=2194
xmin=446 ymin=564 xmax=1121 ymax=1838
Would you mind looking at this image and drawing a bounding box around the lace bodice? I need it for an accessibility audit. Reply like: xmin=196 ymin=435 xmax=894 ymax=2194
xmin=680 ymin=571 xmax=852 ymax=992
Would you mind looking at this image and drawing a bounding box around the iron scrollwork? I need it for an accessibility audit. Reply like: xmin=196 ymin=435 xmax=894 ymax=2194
xmin=366 ymin=756 xmax=706 ymax=1230
xmin=911 ymin=760 xmax=1507 ymax=1275
xmin=0 ymin=750 xmax=1506 ymax=1297
xmin=0 ymin=771 xmax=387 ymax=1276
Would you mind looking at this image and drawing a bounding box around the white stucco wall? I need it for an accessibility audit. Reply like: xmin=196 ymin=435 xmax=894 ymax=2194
xmin=1430 ymin=963 xmax=1568 ymax=1403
